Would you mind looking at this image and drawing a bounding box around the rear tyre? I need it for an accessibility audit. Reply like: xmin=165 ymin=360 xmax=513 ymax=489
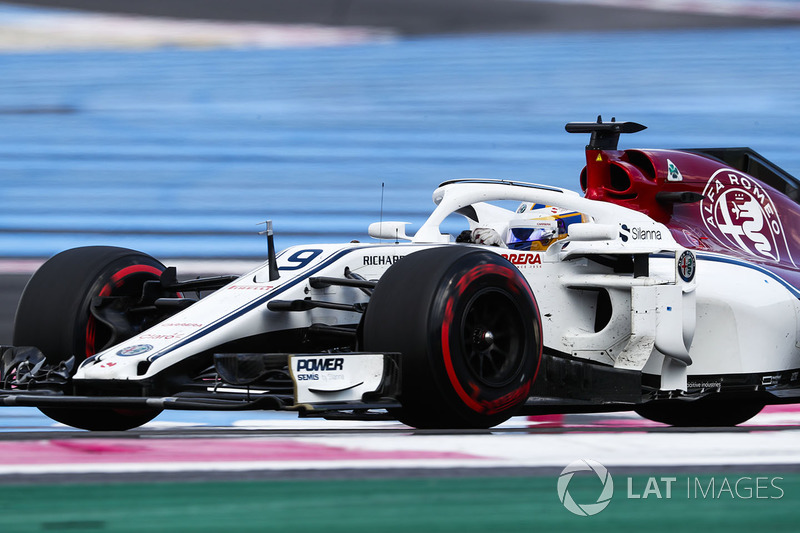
xmin=14 ymin=246 xmax=168 ymax=431
xmin=363 ymin=247 xmax=542 ymax=429
xmin=635 ymin=395 xmax=765 ymax=427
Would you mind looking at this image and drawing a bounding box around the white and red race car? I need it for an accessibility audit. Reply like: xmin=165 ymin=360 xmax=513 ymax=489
xmin=3 ymin=118 xmax=799 ymax=430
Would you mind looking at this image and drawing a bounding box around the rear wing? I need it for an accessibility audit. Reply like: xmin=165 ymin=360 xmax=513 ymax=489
xmin=566 ymin=116 xmax=800 ymax=203
xmin=565 ymin=116 xmax=646 ymax=150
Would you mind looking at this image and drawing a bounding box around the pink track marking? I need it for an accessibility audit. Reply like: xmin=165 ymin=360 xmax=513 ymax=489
xmin=0 ymin=439 xmax=486 ymax=466
xmin=759 ymin=404 xmax=800 ymax=414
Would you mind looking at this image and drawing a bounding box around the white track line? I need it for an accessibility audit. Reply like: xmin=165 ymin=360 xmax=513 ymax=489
xmin=539 ymin=0 xmax=800 ymax=20
xmin=0 ymin=5 xmax=394 ymax=51
xmin=1 ymin=428 xmax=798 ymax=476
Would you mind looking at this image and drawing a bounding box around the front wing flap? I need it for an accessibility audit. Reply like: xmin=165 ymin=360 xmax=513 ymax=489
xmin=0 ymin=349 xmax=402 ymax=414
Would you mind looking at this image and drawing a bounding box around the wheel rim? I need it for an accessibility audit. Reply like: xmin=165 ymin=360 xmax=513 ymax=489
xmin=85 ymin=264 xmax=164 ymax=357
xmin=460 ymin=288 xmax=526 ymax=388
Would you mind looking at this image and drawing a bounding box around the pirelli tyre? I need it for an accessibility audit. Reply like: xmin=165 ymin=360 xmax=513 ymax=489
xmin=13 ymin=246 xmax=170 ymax=431
xmin=363 ymin=246 xmax=542 ymax=429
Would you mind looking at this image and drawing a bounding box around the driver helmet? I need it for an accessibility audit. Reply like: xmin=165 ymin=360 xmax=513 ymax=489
xmin=506 ymin=204 xmax=585 ymax=251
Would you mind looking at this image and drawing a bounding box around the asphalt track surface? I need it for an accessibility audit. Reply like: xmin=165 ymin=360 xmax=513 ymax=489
xmin=0 ymin=408 xmax=798 ymax=531
xmin=1 ymin=407 xmax=798 ymax=475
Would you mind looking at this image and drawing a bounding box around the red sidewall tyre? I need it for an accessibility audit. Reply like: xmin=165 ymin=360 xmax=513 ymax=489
xmin=13 ymin=246 xmax=168 ymax=431
xmin=364 ymin=246 xmax=542 ymax=429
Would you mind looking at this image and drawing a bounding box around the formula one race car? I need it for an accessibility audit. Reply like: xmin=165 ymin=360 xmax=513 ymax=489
xmin=3 ymin=117 xmax=800 ymax=431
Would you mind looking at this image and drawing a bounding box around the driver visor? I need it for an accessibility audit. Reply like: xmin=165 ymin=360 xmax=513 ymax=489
xmin=507 ymin=227 xmax=554 ymax=246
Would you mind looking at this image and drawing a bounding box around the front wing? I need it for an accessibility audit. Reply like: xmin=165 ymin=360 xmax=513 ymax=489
xmin=0 ymin=347 xmax=402 ymax=417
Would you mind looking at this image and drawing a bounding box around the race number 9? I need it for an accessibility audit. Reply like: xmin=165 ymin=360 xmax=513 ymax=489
xmin=280 ymin=249 xmax=323 ymax=271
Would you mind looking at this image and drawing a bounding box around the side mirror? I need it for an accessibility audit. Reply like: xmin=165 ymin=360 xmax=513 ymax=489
xmin=368 ymin=221 xmax=412 ymax=241
xmin=568 ymin=223 xmax=618 ymax=241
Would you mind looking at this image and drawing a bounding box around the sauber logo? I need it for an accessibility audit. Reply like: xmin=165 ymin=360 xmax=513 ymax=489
xmin=701 ymin=170 xmax=794 ymax=264
xmin=501 ymin=252 xmax=542 ymax=267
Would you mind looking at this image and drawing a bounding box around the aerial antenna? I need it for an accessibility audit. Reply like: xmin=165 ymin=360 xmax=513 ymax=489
xmin=257 ymin=220 xmax=280 ymax=281
xmin=379 ymin=182 xmax=385 ymax=243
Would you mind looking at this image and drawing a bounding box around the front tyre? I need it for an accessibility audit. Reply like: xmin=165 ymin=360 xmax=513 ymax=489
xmin=14 ymin=246 xmax=168 ymax=431
xmin=363 ymin=247 xmax=542 ymax=429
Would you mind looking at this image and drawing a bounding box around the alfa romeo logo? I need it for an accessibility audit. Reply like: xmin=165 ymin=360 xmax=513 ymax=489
xmin=678 ymin=250 xmax=696 ymax=282
xmin=557 ymin=459 xmax=614 ymax=516
xmin=700 ymin=169 xmax=793 ymax=265
xmin=116 ymin=344 xmax=153 ymax=357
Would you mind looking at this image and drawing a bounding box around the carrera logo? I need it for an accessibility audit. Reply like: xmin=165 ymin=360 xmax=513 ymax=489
xmin=501 ymin=253 xmax=542 ymax=267
xmin=296 ymin=357 xmax=344 ymax=372
xmin=701 ymin=170 xmax=793 ymax=264
xmin=619 ymin=224 xmax=662 ymax=242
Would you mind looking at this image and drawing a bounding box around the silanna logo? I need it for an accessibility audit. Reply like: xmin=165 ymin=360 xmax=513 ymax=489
xmin=619 ymin=224 xmax=662 ymax=242
xmin=701 ymin=169 xmax=795 ymax=265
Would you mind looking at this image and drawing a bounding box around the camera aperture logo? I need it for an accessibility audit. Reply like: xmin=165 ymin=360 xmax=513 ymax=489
xmin=557 ymin=459 xmax=614 ymax=516
xmin=557 ymin=460 xmax=785 ymax=517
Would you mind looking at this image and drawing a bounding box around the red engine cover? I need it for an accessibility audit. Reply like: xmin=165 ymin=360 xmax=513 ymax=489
xmin=581 ymin=146 xmax=800 ymax=288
